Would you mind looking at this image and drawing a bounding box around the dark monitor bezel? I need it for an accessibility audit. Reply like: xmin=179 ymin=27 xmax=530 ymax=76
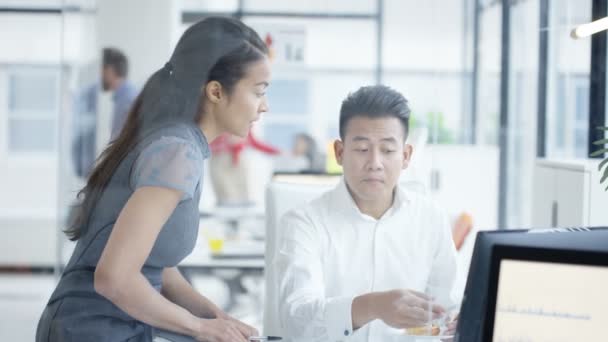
xmin=454 ymin=227 xmax=608 ymax=342
xmin=482 ymin=244 xmax=608 ymax=342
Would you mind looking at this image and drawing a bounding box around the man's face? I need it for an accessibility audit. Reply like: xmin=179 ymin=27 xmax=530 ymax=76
xmin=101 ymin=65 xmax=115 ymax=92
xmin=334 ymin=116 xmax=412 ymax=205
xmin=293 ymin=136 xmax=309 ymax=156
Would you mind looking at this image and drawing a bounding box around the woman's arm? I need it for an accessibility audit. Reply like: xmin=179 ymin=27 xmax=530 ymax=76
xmin=94 ymin=186 xmax=247 ymax=341
xmin=95 ymin=187 xmax=199 ymax=335
xmin=162 ymin=267 xmax=258 ymax=337
xmin=161 ymin=267 xmax=224 ymax=319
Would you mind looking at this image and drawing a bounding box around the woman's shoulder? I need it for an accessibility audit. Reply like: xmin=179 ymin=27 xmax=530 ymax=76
xmin=140 ymin=123 xmax=210 ymax=159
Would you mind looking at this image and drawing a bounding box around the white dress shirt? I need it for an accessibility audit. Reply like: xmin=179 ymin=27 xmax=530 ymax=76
xmin=276 ymin=178 xmax=457 ymax=342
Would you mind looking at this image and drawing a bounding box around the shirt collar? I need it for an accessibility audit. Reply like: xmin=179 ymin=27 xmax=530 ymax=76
xmin=330 ymin=176 xmax=411 ymax=221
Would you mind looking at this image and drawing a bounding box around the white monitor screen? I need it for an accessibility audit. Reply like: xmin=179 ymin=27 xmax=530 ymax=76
xmin=492 ymin=259 xmax=608 ymax=341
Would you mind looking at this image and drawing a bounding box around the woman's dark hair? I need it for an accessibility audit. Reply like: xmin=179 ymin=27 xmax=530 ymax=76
xmin=65 ymin=17 xmax=268 ymax=240
xmin=339 ymin=85 xmax=411 ymax=141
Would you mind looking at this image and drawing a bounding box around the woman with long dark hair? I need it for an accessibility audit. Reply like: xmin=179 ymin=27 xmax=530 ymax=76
xmin=36 ymin=17 xmax=270 ymax=342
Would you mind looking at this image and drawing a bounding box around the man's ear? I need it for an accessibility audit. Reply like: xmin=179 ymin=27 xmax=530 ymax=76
xmin=402 ymin=143 xmax=413 ymax=169
xmin=204 ymin=81 xmax=223 ymax=104
xmin=334 ymin=139 xmax=344 ymax=166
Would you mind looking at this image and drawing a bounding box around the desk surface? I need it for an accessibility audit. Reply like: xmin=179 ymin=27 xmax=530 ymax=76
xmin=200 ymin=204 xmax=265 ymax=220
xmin=180 ymin=239 xmax=265 ymax=270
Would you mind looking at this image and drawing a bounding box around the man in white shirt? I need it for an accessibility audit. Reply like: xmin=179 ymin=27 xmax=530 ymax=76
xmin=276 ymin=85 xmax=458 ymax=341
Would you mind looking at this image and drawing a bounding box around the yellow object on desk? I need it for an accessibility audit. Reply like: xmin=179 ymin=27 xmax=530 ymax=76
xmin=200 ymin=226 xmax=225 ymax=254
xmin=208 ymin=238 xmax=224 ymax=254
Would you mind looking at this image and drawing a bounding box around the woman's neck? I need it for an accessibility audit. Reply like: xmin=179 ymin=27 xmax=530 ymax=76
xmin=198 ymin=112 xmax=220 ymax=142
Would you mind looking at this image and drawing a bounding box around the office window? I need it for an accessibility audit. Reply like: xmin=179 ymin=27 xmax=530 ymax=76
xmin=242 ymin=0 xmax=376 ymax=15
xmin=267 ymin=79 xmax=309 ymax=115
xmin=261 ymin=78 xmax=310 ymax=150
xmin=545 ymin=0 xmax=592 ymax=159
xmin=6 ymin=67 xmax=59 ymax=153
xmin=262 ymin=123 xmax=304 ymax=150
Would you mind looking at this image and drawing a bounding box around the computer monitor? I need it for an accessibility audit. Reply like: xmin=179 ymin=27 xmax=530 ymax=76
xmin=454 ymin=227 xmax=608 ymax=342
xmin=482 ymin=245 xmax=608 ymax=341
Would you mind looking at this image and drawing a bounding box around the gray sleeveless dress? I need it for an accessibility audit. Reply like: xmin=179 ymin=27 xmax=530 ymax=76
xmin=36 ymin=123 xmax=210 ymax=342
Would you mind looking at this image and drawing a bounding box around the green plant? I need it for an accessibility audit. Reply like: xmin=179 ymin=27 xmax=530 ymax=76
xmin=590 ymin=126 xmax=608 ymax=191
xmin=409 ymin=111 xmax=455 ymax=144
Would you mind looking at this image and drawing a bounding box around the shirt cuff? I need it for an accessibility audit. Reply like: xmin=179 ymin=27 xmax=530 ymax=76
xmin=325 ymin=296 xmax=355 ymax=341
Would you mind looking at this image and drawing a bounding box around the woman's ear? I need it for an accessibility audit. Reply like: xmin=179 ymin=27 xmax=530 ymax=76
xmin=204 ymin=81 xmax=223 ymax=104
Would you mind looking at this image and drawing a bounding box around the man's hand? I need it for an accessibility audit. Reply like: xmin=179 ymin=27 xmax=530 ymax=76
xmin=375 ymin=289 xmax=445 ymax=329
xmin=441 ymin=313 xmax=458 ymax=341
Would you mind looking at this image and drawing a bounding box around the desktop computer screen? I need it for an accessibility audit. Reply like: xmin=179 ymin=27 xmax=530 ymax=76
xmin=454 ymin=227 xmax=608 ymax=342
xmin=483 ymin=246 xmax=608 ymax=341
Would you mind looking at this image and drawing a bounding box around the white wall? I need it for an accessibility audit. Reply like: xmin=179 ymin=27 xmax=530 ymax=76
xmin=243 ymin=0 xmax=468 ymax=71
xmin=96 ymin=0 xmax=179 ymax=87
xmin=423 ymin=145 xmax=499 ymax=230
xmin=95 ymin=0 xmax=180 ymax=147
xmin=383 ymin=0 xmax=465 ymax=71
xmin=0 ymin=14 xmax=62 ymax=64
xmin=0 ymin=9 xmax=97 ymax=266
xmin=0 ymin=13 xmax=97 ymax=65
xmin=0 ymin=0 xmax=182 ymax=266
xmin=0 ymin=11 xmax=97 ymax=214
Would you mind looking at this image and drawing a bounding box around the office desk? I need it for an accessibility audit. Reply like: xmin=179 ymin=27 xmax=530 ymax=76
xmin=200 ymin=204 xmax=265 ymax=235
xmin=178 ymin=237 xmax=265 ymax=312
xmin=180 ymin=238 xmax=265 ymax=271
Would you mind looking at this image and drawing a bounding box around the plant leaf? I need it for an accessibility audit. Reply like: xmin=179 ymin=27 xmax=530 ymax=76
xmin=590 ymin=148 xmax=608 ymax=157
xmin=601 ymin=166 xmax=608 ymax=184
xmin=593 ymin=138 xmax=608 ymax=145
xmin=598 ymin=126 xmax=608 ymax=131
xmin=599 ymin=157 xmax=608 ymax=172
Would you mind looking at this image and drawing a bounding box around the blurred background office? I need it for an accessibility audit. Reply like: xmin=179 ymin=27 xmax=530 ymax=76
xmin=0 ymin=0 xmax=607 ymax=340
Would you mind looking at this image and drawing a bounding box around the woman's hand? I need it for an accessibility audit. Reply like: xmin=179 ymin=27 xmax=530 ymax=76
xmin=195 ymin=318 xmax=249 ymax=342
xmin=226 ymin=316 xmax=259 ymax=339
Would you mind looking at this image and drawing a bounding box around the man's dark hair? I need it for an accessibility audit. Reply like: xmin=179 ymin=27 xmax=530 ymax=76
xmin=339 ymin=85 xmax=411 ymax=141
xmin=102 ymin=47 xmax=128 ymax=78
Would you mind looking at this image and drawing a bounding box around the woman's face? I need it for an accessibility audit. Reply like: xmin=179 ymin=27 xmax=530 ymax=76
xmin=293 ymin=136 xmax=309 ymax=156
xmin=216 ymin=58 xmax=271 ymax=137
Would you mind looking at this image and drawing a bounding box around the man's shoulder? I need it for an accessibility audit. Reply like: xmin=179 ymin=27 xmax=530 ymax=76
xmin=125 ymin=80 xmax=138 ymax=91
xmin=118 ymin=80 xmax=139 ymax=100
xmin=397 ymin=184 xmax=446 ymax=217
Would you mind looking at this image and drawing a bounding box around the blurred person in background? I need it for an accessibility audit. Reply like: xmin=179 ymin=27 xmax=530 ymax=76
xmin=209 ymin=128 xmax=280 ymax=205
xmin=102 ymin=47 xmax=139 ymax=140
xmin=292 ymin=132 xmax=326 ymax=173
xmin=71 ymin=47 xmax=138 ymax=179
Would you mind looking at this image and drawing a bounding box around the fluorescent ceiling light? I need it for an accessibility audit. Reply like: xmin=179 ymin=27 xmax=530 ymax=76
xmin=571 ymin=17 xmax=608 ymax=39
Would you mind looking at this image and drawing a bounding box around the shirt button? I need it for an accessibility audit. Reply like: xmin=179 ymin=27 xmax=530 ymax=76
xmin=344 ymin=329 xmax=350 ymax=336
